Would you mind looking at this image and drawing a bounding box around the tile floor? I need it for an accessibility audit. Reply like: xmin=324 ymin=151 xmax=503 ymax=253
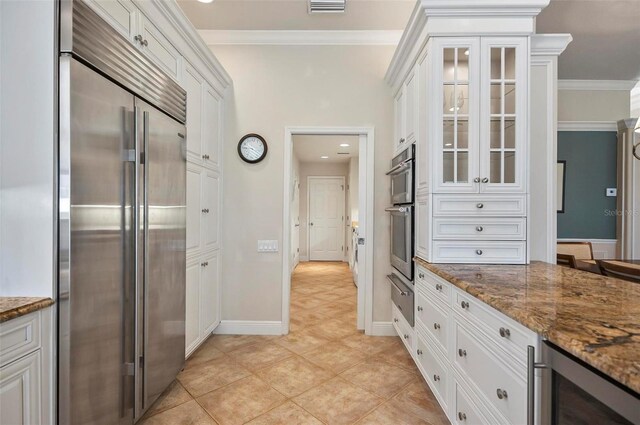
xmin=139 ymin=261 xmax=449 ymax=425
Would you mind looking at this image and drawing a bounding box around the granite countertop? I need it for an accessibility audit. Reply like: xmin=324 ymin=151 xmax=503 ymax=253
xmin=414 ymin=257 xmax=640 ymax=394
xmin=0 ymin=297 xmax=54 ymax=323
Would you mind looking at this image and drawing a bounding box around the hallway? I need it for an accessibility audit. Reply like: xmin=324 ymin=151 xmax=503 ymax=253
xmin=139 ymin=262 xmax=448 ymax=425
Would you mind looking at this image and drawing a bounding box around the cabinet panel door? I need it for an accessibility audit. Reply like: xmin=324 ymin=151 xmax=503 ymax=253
xmin=202 ymin=85 xmax=221 ymax=169
xmin=394 ymin=89 xmax=405 ymax=152
xmin=405 ymin=69 xmax=417 ymax=144
xmin=202 ymin=171 xmax=220 ymax=250
xmin=183 ymin=64 xmax=203 ymax=159
xmin=84 ymin=0 xmax=137 ymax=41
xmin=185 ymin=261 xmax=201 ymax=355
xmin=139 ymin=15 xmax=181 ymax=80
xmin=186 ymin=166 xmax=202 ymax=251
xmin=479 ymin=37 xmax=528 ymax=193
xmin=416 ymin=52 xmax=430 ymax=192
xmin=415 ymin=197 xmax=430 ymax=260
xmin=0 ymin=351 xmax=41 ymax=425
xmin=432 ymin=38 xmax=481 ymax=194
xmin=200 ymin=252 xmax=220 ymax=335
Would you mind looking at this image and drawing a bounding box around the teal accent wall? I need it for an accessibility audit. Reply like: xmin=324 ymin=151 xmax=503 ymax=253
xmin=557 ymin=131 xmax=617 ymax=239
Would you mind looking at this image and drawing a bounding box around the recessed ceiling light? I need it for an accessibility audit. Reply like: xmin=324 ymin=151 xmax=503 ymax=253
xmin=340 ymin=143 xmax=350 ymax=147
xmin=464 ymin=49 xmax=469 ymax=56
xmin=445 ymin=143 xmax=453 ymax=147
xmin=320 ymin=156 xmax=329 ymax=159
xmin=197 ymin=0 xmax=214 ymax=3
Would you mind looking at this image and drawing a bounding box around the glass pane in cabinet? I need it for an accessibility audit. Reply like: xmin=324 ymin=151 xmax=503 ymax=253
xmin=457 ymin=152 xmax=469 ymax=183
xmin=504 ymin=152 xmax=516 ymax=183
xmin=505 ymin=48 xmax=516 ymax=79
xmin=457 ymin=48 xmax=469 ymax=81
xmin=491 ymin=48 xmax=502 ymax=80
xmin=457 ymin=120 xmax=469 ymax=149
xmin=443 ymin=85 xmax=454 ymax=114
xmin=443 ymin=49 xmax=455 ymax=81
xmin=443 ymin=120 xmax=455 ymax=148
xmin=456 ymin=84 xmax=469 ymax=114
xmin=490 ymin=119 xmax=501 ymax=149
xmin=443 ymin=85 xmax=468 ymax=115
xmin=490 ymin=151 xmax=502 ymax=183
xmin=505 ymin=119 xmax=516 ymax=149
xmin=504 ymin=84 xmax=516 ymax=114
xmin=490 ymin=84 xmax=502 ymax=114
xmin=443 ymin=152 xmax=454 ymax=183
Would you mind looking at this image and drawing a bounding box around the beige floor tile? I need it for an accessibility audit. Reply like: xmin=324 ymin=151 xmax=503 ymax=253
xmin=229 ymin=341 xmax=294 ymax=372
xmin=184 ymin=338 xmax=225 ymax=369
xmin=316 ymin=302 xmax=354 ymax=318
xmin=197 ymin=375 xmax=286 ymax=425
xmin=290 ymin=308 xmax=331 ymax=327
xmin=276 ymin=329 xmax=331 ymax=355
xmin=291 ymin=295 xmax=330 ymax=310
xmin=210 ymin=334 xmax=279 ymax=353
xmin=356 ymin=401 xmax=431 ymax=425
xmin=138 ymin=400 xmax=215 ymax=425
xmin=294 ymin=377 xmax=383 ymax=425
xmin=340 ymin=358 xmax=416 ymax=399
xmin=340 ymin=334 xmax=399 ymax=356
xmin=177 ymin=355 xmax=251 ymax=397
xmin=144 ymin=380 xmax=193 ymax=418
xmin=375 ymin=340 xmax=420 ymax=374
xmin=302 ymin=340 xmax=368 ymax=373
xmin=246 ymin=401 xmax=323 ymax=425
xmin=307 ymin=318 xmax=360 ymax=340
xmin=256 ymin=355 xmax=334 ymax=397
xmin=389 ymin=380 xmax=450 ymax=425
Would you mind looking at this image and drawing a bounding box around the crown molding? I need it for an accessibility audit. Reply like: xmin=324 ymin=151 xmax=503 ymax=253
xmin=531 ymin=34 xmax=572 ymax=56
xmin=557 ymin=121 xmax=618 ymax=132
xmin=198 ymin=30 xmax=403 ymax=46
xmin=558 ymin=80 xmax=638 ymax=91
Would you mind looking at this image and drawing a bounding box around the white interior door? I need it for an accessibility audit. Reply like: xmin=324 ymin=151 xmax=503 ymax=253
xmin=291 ymin=177 xmax=300 ymax=268
xmin=309 ymin=177 xmax=345 ymax=261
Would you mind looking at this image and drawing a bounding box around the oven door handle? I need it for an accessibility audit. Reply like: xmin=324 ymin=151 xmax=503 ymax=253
xmin=385 ymin=159 xmax=413 ymax=175
xmin=386 ymin=274 xmax=408 ymax=296
xmin=385 ymin=206 xmax=411 ymax=214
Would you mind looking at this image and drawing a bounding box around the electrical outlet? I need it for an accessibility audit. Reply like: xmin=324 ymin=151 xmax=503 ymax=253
xmin=606 ymin=188 xmax=617 ymax=197
xmin=257 ymin=240 xmax=279 ymax=253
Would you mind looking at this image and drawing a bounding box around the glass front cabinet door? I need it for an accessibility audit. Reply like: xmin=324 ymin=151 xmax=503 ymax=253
xmin=433 ymin=37 xmax=527 ymax=194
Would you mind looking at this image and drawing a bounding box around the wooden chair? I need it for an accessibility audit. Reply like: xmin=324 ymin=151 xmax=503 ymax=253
xmin=598 ymin=261 xmax=640 ymax=283
xmin=557 ymin=242 xmax=594 ymax=260
xmin=557 ymin=253 xmax=577 ymax=269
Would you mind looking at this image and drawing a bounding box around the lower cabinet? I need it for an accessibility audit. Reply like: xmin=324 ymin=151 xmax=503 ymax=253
xmin=185 ymin=250 xmax=220 ymax=357
xmin=0 ymin=308 xmax=53 ymax=425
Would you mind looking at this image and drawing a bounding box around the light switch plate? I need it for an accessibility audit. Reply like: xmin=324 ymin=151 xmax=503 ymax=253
xmin=258 ymin=240 xmax=279 ymax=252
xmin=606 ymin=188 xmax=617 ymax=197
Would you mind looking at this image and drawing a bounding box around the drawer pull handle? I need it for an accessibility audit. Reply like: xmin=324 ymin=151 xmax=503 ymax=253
xmin=476 ymin=249 xmax=483 ymax=255
xmin=458 ymin=412 xmax=467 ymax=421
xmin=433 ymin=374 xmax=440 ymax=382
xmin=435 ymin=283 xmax=443 ymax=291
xmin=499 ymin=327 xmax=511 ymax=338
xmin=417 ymin=306 xmax=423 ymax=312
xmin=417 ymin=349 xmax=423 ymax=355
xmin=403 ymin=334 xmax=409 ymax=340
xmin=497 ymin=388 xmax=509 ymax=399
xmin=433 ymin=323 xmax=441 ymax=330
xmin=393 ymin=318 xmax=399 ymax=323
xmin=460 ymin=301 xmax=469 ymax=309
xmin=476 ymin=226 xmax=484 ymax=232
xmin=418 ymin=272 xmax=424 ymax=279
xmin=476 ymin=203 xmax=484 ymax=209
xmin=458 ymin=348 xmax=467 ymax=357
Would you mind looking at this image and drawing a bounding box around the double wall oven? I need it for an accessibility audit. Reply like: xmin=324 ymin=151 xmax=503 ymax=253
xmin=386 ymin=145 xmax=415 ymax=326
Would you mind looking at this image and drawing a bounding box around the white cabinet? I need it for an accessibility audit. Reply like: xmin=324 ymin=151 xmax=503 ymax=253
xmin=138 ymin=14 xmax=181 ymax=80
xmin=393 ymin=67 xmax=418 ymax=155
xmin=202 ymin=171 xmax=220 ymax=251
xmin=186 ymin=165 xmax=202 ymax=252
xmin=0 ymin=308 xmax=53 ymax=425
xmin=393 ymin=89 xmax=405 ymax=153
xmin=200 ymin=251 xmax=220 ymax=335
xmin=84 ymin=0 xmax=137 ymax=40
xmin=202 ymin=85 xmax=222 ymax=169
xmin=185 ymin=260 xmax=201 ymax=355
xmin=184 ymin=64 xmax=204 ymax=161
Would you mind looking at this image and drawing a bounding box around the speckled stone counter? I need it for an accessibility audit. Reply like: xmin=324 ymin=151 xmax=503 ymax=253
xmin=0 ymin=297 xmax=54 ymax=323
xmin=414 ymin=257 xmax=640 ymax=394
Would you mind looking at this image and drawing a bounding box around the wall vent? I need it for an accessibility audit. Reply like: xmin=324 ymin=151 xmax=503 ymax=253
xmin=309 ymin=0 xmax=346 ymax=13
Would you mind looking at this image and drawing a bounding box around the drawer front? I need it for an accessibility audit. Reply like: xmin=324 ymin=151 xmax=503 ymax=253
xmin=416 ymin=335 xmax=449 ymax=411
xmin=416 ymin=292 xmax=448 ymax=355
xmin=433 ymin=195 xmax=526 ymax=217
xmin=392 ymin=303 xmax=414 ymax=354
xmin=390 ymin=275 xmax=414 ymax=327
xmin=454 ymin=290 xmax=534 ymax=364
xmin=454 ymin=378 xmax=494 ymax=425
xmin=454 ymin=321 xmax=526 ymax=425
xmin=415 ymin=266 xmax=451 ymax=303
xmin=0 ymin=312 xmax=41 ymax=367
xmin=433 ymin=217 xmax=526 ymax=240
xmin=432 ymin=241 xmax=526 ymax=264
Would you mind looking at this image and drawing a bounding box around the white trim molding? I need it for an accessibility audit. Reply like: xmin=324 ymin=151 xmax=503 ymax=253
xmin=530 ymin=34 xmax=572 ymax=56
xmin=370 ymin=321 xmax=396 ymax=337
xmin=214 ymin=320 xmax=285 ymax=336
xmin=558 ymin=80 xmax=639 ymax=91
xmin=558 ymin=121 xmax=618 ymax=132
xmin=198 ymin=30 xmax=403 ymax=46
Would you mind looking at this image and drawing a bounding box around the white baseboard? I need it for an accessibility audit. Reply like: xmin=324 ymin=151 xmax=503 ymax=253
xmin=214 ymin=320 xmax=284 ymax=335
xmin=369 ymin=321 xmax=397 ymax=336
xmin=300 ymin=255 xmax=309 ymax=262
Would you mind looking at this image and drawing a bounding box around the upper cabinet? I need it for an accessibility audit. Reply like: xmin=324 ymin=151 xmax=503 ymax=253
xmin=393 ymin=66 xmax=418 ymax=155
xmin=84 ymin=0 xmax=137 ymax=40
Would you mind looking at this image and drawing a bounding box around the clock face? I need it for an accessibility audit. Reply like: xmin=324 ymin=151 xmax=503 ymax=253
xmin=238 ymin=134 xmax=267 ymax=163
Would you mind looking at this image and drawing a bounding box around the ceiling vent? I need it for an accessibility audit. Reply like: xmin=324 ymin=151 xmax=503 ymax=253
xmin=309 ymin=0 xmax=346 ymax=13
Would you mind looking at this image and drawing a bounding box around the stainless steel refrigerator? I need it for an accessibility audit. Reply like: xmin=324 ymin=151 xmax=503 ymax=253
xmin=58 ymin=1 xmax=187 ymax=423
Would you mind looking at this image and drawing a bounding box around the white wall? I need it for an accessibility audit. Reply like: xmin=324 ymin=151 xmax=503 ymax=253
xmin=297 ymin=161 xmax=349 ymax=260
xmin=214 ymin=44 xmax=394 ymax=323
xmin=0 ymin=0 xmax=55 ymax=297
xmin=558 ymin=89 xmax=631 ymax=122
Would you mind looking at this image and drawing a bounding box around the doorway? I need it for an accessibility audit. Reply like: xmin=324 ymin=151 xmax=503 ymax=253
xmin=282 ymin=127 xmax=374 ymax=335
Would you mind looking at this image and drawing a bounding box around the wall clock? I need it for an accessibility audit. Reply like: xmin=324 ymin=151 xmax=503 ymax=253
xmin=238 ymin=133 xmax=268 ymax=164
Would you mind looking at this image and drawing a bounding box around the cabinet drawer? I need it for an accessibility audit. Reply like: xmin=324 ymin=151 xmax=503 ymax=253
xmin=454 ymin=378 xmax=495 ymax=425
xmin=454 ymin=321 xmax=526 ymax=425
xmin=415 ymin=266 xmax=451 ymax=303
xmin=416 ymin=334 xmax=449 ymax=412
xmin=433 ymin=195 xmax=526 ymax=217
xmin=392 ymin=303 xmax=414 ymax=355
xmin=433 ymin=217 xmax=526 ymax=240
xmin=416 ymin=292 xmax=449 ymax=355
xmin=432 ymin=240 xmax=526 ymax=264
xmin=0 ymin=312 xmax=41 ymax=367
xmin=454 ymin=289 xmax=535 ymax=365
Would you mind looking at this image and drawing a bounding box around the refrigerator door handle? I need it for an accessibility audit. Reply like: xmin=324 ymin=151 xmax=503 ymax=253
xmin=142 ymin=110 xmax=151 ymax=408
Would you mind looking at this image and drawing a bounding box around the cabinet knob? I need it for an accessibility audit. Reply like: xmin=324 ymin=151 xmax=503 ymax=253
xmin=476 ymin=203 xmax=484 ymax=209
xmin=403 ymin=334 xmax=409 ymax=340
xmin=134 ymin=34 xmax=143 ymax=44
xmin=433 ymin=323 xmax=441 ymax=330
xmin=458 ymin=412 xmax=467 ymax=421
xmin=417 ymin=306 xmax=423 ymax=312
xmin=460 ymin=301 xmax=469 ymax=309
xmin=497 ymin=388 xmax=508 ymax=399
xmin=202 ymin=154 xmax=210 ymax=160
xmin=201 ymin=262 xmax=206 ymax=267
xmin=394 ymin=318 xmax=399 ymax=323
xmin=399 ymin=138 xmax=405 ymax=144
xmin=417 ymin=349 xmax=423 ymax=355
xmin=482 ymin=177 xmax=489 ymax=183
xmin=418 ymin=272 xmax=424 ymax=279
xmin=499 ymin=327 xmax=511 ymax=338
xmin=435 ymin=283 xmax=443 ymax=291
xmin=433 ymin=374 xmax=440 ymax=382
xmin=476 ymin=226 xmax=484 ymax=232
xmin=458 ymin=348 xmax=467 ymax=357
xmin=142 ymin=39 xmax=148 ymax=47
xmin=474 ymin=177 xmax=481 ymax=183
xmin=476 ymin=250 xmax=483 ymax=255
